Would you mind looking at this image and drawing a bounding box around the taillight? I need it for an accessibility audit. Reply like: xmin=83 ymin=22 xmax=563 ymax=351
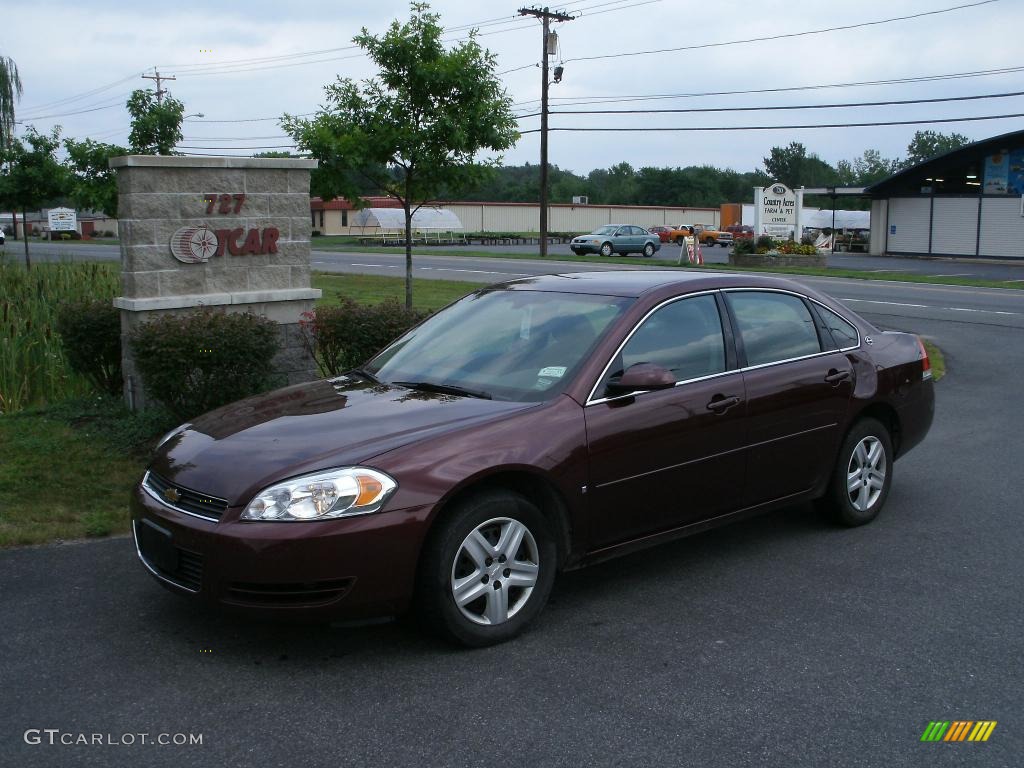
xmin=916 ymin=336 xmax=932 ymax=380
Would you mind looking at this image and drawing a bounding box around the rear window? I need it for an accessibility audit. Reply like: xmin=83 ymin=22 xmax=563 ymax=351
xmin=816 ymin=305 xmax=859 ymax=348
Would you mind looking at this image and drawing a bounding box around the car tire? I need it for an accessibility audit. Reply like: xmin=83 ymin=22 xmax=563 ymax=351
xmin=416 ymin=489 xmax=557 ymax=647
xmin=643 ymin=243 xmax=655 ymax=258
xmin=819 ymin=418 xmax=893 ymax=527
xmin=600 ymin=242 xmax=613 ymax=257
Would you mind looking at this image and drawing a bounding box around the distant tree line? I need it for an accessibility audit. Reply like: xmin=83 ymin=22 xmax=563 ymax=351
xmin=450 ymin=130 xmax=972 ymax=210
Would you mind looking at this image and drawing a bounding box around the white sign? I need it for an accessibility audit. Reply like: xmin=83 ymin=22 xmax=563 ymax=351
xmin=47 ymin=207 xmax=77 ymax=232
xmin=756 ymin=183 xmax=797 ymax=238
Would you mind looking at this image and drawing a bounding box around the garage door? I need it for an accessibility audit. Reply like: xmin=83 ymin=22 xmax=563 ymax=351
xmin=931 ymin=198 xmax=979 ymax=257
xmin=978 ymin=197 xmax=1024 ymax=259
xmin=887 ymin=198 xmax=930 ymax=253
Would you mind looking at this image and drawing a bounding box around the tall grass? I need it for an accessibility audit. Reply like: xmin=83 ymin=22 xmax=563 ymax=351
xmin=0 ymin=258 xmax=119 ymax=414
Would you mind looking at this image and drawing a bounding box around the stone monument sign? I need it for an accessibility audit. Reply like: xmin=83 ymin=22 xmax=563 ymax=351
xmin=110 ymin=155 xmax=321 ymax=409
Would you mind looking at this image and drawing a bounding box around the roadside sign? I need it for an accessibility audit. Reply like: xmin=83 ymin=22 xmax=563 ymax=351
xmin=47 ymin=208 xmax=77 ymax=232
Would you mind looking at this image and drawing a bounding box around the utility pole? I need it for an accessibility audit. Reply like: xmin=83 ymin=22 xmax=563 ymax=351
xmin=142 ymin=70 xmax=175 ymax=104
xmin=518 ymin=6 xmax=574 ymax=257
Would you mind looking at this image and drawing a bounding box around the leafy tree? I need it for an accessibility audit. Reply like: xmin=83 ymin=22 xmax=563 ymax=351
xmin=64 ymin=138 xmax=125 ymax=217
xmin=901 ymin=130 xmax=972 ymax=168
xmin=0 ymin=126 xmax=69 ymax=267
xmin=0 ymin=55 xmax=22 ymax=151
xmin=835 ymin=148 xmax=899 ymax=187
xmin=127 ymin=89 xmax=185 ymax=155
xmin=763 ymin=141 xmax=840 ymax=189
xmin=283 ymin=2 xmax=518 ymax=308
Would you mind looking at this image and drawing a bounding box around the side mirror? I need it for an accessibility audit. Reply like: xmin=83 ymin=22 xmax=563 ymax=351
xmin=606 ymin=362 xmax=675 ymax=395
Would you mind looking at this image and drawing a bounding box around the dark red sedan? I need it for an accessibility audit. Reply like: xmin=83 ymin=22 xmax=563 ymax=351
xmin=648 ymin=225 xmax=675 ymax=243
xmin=132 ymin=272 xmax=934 ymax=646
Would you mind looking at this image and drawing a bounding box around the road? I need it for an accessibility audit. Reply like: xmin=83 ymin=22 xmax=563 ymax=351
xmin=11 ymin=238 xmax=1024 ymax=282
xmin=2 ymin=251 xmax=1023 ymax=767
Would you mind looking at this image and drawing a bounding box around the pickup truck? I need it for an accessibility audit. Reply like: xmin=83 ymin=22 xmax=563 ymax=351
xmin=667 ymin=225 xmax=732 ymax=247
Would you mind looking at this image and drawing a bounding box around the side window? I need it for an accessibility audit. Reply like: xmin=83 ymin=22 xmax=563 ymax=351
xmin=727 ymin=291 xmax=822 ymax=366
xmin=633 ymin=226 xmax=646 ymax=235
xmin=816 ymin=305 xmax=859 ymax=348
xmin=607 ymin=295 xmax=727 ymax=387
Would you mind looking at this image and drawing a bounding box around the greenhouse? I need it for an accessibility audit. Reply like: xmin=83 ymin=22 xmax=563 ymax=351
xmin=350 ymin=207 xmax=466 ymax=245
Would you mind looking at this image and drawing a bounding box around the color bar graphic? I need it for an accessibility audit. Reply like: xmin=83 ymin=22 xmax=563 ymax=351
xmin=921 ymin=721 xmax=996 ymax=742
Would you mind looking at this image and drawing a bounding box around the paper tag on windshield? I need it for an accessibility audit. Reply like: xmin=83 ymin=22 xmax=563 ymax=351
xmin=538 ymin=366 xmax=567 ymax=378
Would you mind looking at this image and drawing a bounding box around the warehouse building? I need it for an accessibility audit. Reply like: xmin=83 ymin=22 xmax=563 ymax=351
xmin=866 ymin=129 xmax=1024 ymax=260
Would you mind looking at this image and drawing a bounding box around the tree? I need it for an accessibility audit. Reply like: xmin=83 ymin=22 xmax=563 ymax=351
xmin=901 ymin=130 xmax=972 ymax=168
xmin=283 ymin=2 xmax=518 ymax=308
xmin=64 ymin=138 xmax=125 ymax=217
xmin=0 ymin=55 xmax=21 ymax=151
xmin=0 ymin=126 xmax=69 ymax=267
xmin=127 ymin=89 xmax=185 ymax=155
xmin=763 ymin=142 xmax=840 ymax=189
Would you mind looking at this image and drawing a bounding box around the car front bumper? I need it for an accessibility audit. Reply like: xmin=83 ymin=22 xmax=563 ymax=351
xmin=570 ymin=242 xmax=601 ymax=254
xmin=130 ymin=480 xmax=432 ymax=621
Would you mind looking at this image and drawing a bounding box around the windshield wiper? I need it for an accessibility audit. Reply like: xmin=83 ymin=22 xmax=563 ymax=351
xmin=349 ymin=368 xmax=381 ymax=384
xmin=391 ymin=380 xmax=492 ymax=400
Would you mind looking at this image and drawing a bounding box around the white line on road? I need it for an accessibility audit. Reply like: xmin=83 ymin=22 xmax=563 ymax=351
xmin=839 ymin=297 xmax=1019 ymax=316
xmin=933 ymin=273 xmax=972 ymax=277
xmin=350 ymin=263 xmax=399 ymax=268
xmin=418 ymin=267 xmax=526 ymax=275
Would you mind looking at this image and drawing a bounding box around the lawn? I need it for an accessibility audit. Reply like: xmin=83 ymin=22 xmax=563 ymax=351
xmin=312 ymin=272 xmax=475 ymax=311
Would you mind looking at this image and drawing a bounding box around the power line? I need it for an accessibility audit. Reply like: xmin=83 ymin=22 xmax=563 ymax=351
xmin=563 ymin=0 xmax=1000 ymax=64
xmin=517 ymin=111 xmax=1024 ymax=133
xmin=18 ymin=94 xmax=132 ymax=122
xmin=549 ymin=89 xmax=1024 ymax=115
xmin=18 ymin=72 xmax=144 ymax=114
xmin=184 ymin=112 xmax=315 ymax=124
xmin=508 ymin=63 xmax=1024 ymax=109
xmin=176 ymin=144 xmax=298 ymax=149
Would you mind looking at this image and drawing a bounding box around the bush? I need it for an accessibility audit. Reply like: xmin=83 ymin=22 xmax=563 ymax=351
xmin=130 ymin=310 xmax=280 ymax=420
xmin=732 ymin=237 xmax=755 ymax=256
xmin=755 ymin=235 xmax=774 ymax=251
xmin=801 ymin=233 xmax=817 ymax=246
xmin=301 ymin=299 xmax=429 ymax=377
xmin=311 ymin=230 xmax=323 ymax=237
xmin=55 ymin=300 xmax=123 ymax=396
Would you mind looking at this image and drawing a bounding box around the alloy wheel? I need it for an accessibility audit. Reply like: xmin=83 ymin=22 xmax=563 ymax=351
xmin=847 ymin=436 xmax=886 ymax=512
xmin=450 ymin=517 xmax=540 ymax=626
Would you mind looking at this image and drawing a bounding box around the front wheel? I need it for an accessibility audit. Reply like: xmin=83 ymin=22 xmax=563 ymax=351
xmin=643 ymin=242 xmax=655 ymax=258
xmin=818 ymin=418 xmax=893 ymax=526
xmin=599 ymin=242 xmax=613 ymax=257
xmin=416 ymin=490 xmax=557 ymax=646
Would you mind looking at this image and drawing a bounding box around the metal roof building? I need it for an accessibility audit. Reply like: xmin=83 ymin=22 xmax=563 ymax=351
xmin=865 ymin=129 xmax=1024 ymax=260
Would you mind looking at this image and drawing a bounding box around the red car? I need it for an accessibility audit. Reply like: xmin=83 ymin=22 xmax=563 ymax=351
xmin=648 ymin=226 xmax=675 ymax=243
xmin=132 ymin=272 xmax=934 ymax=646
xmin=726 ymin=224 xmax=754 ymax=240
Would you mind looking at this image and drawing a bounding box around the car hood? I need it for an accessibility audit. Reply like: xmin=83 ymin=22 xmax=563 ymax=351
xmin=149 ymin=376 xmax=536 ymax=505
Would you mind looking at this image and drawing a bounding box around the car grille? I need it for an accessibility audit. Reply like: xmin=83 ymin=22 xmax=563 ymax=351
xmin=144 ymin=471 xmax=228 ymax=521
xmin=135 ymin=523 xmax=205 ymax=592
xmin=225 ymin=578 xmax=354 ymax=607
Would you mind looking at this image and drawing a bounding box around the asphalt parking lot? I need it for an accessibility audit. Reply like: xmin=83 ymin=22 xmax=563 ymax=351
xmin=2 ymin=303 xmax=1022 ymax=767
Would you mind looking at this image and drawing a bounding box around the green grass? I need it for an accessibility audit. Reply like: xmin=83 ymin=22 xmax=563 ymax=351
xmin=923 ymin=340 xmax=946 ymax=381
xmin=312 ymin=272 xmax=476 ymax=311
xmin=0 ymin=407 xmax=147 ymax=547
xmin=0 ymin=259 xmax=120 ymax=414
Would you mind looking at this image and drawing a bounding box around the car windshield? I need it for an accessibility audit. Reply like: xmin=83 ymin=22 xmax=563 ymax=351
xmin=590 ymin=226 xmax=617 ymax=235
xmin=365 ymin=289 xmax=632 ymax=402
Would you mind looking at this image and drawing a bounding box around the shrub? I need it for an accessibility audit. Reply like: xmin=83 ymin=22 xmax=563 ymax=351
xmin=732 ymin=237 xmax=755 ymax=256
xmin=801 ymin=233 xmax=816 ymax=246
xmin=301 ymin=299 xmax=429 ymax=377
xmin=56 ymin=300 xmax=123 ymax=396
xmin=311 ymin=230 xmax=323 ymax=237
xmin=130 ymin=310 xmax=280 ymax=420
xmin=755 ymin=235 xmax=774 ymax=251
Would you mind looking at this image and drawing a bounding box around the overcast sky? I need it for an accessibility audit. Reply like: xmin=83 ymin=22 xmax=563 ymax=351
xmin=5 ymin=0 xmax=1020 ymax=176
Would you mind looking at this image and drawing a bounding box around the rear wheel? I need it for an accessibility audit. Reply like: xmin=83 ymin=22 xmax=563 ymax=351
xmin=819 ymin=418 xmax=893 ymax=526
xmin=416 ymin=489 xmax=556 ymax=646
xmin=600 ymin=242 xmax=613 ymax=257
xmin=643 ymin=242 xmax=655 ymax=258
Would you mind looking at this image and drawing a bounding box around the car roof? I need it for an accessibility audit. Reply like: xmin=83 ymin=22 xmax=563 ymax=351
xmin=496 ymin=270 xmax=812 ymax=298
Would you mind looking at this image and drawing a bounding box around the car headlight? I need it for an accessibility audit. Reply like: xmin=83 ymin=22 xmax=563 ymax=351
xmin=156 ymin=423 xmax=190 ymax=450
xmin=241 ymin=467 xmax=398 ymax=521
